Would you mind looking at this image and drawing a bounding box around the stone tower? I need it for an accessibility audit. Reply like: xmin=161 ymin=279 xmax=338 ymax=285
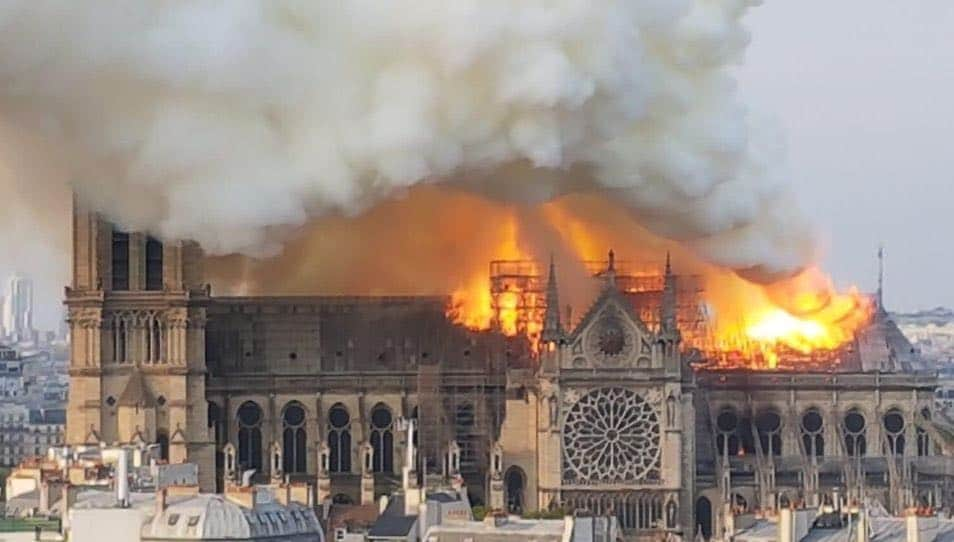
xmin=65 ymin=198 xmax=215 ymax=490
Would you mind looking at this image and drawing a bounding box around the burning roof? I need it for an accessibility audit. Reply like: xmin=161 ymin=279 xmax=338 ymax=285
xmin=449 ymin=253 xmax=894 ymax=373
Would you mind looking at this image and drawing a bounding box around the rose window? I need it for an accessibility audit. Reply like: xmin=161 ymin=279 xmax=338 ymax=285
xmin=585 ymin=316 xmax=635 ymax=365
xmin=563 ymin=387 xmax=661 ymax=483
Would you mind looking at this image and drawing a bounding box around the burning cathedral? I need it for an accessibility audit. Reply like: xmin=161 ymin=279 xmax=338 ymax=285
xmin=65 ymin=201 xmax=954 ymax=540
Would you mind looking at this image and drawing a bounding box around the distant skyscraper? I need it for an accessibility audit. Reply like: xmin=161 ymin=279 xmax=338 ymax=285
xmin=2 ymin=275 xmax=34 ymax=342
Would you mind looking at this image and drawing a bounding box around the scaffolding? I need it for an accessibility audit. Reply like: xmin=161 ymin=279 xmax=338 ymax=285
xmin=488 ymin=258 xmax=710 ymax=348
xmin=489 ymin=260 xmax=546 ymax=341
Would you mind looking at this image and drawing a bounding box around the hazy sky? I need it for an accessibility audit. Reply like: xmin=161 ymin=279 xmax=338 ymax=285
xmin=737 ymin=0 xmax=954 ymax=312
xmin=2 ymin=1 xmax=953 ymax=330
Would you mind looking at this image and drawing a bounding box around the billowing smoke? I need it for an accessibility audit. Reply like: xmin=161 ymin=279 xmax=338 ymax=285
xmin=0 ymin=0 xmax=815 ymax=283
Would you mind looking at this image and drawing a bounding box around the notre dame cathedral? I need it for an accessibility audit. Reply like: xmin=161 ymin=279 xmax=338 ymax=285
xmin=65 ymin=201 xmax=954 ymax=539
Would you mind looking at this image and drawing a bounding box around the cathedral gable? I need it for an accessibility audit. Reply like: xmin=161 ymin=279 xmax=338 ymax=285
xmin=564 ymin=287 xmax=655 ymax=370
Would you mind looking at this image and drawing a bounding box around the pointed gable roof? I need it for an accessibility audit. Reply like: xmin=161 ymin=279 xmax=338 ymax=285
xmin=84 ymin=425 xmax=102 ymax=444
xmin=568 ymin=281 xmax=652 ymax=340
xmin=170 ymin=424 xmax=187 ymax=443
xmin=117 ymin=372 xmax=156 ymax=408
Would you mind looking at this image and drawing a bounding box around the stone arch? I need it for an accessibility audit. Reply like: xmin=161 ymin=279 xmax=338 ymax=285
xmin=800 ymin=408 xmax=825 ymax=457
xmin=695 ymin=497 xmax=713 ymax=540
xmin=369 ymin=402 xmax=394 ymax=473
xmin=115 ymin=317 xmax=128 ymax=363
xmin=282 ymin=401 xmax=308 ymax=473
xmin=732 ymin=493 xmax=749 ymax=513
xmin=755 ymin=409 xmax=783 ymax=456
xmin=882 ymin=408 xmax=905 ymax=455
xmin=327 ymin=403 xmax=352 ymax=473
xmin=843 ymin=409 xmax=867 ymax=457
xmin=237 ymin=401 xmax=264 ymax=471
xmin=156 ymin=428 xmax=169 ymax=461
xmin=665 ymin=497 xmax=678 ymax=529
xmin=504 ymin=466 xmax=526 ymax=514
xmin=332 ymin=493 xmax=354 ymax=505
xmin=715 ymin=407 xmax=741 ymax=456
xmin=917 ymin=407 xmax=932 ymax=457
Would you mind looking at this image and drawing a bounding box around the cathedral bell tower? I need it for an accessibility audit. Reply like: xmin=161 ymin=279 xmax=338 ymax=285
xmin=65 ymin=197 xmax=215 ymax=490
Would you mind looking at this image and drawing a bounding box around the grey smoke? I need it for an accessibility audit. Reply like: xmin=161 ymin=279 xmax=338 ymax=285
xmin=0 ymin=0 xmax=815 ymax=281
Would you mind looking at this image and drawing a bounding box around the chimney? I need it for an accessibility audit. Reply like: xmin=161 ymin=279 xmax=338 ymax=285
xmin=484 ymin=511 xmax=508 ymax=528
xmin=38 ymin=479 xmax=51 ymax=513
xmin=155 ymin=487 xmax=168 ymax=517
xmin=61 ymin=483 xmax=75 ymax=533
xmin=906 ymin=511 xmax=920 ymax=542
xmin=116 ymin=449 xmax=130 ymax=508
xmin=225 ymin=485 xmax=258 ymax=510
xmin=856 ymin=506 xmax=869 ymax=542
xmin=777 ymin=507 xmax=793 ymax=542
xmin=562 ymin=516 xmax=574 ymax=542
xmin=274 ymin=483 xmax=290 ymax=506
xmin=241 ymin=469 xmax=256 ymax=487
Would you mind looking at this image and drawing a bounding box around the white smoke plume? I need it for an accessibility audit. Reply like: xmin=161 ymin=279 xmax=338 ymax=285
xmin=0 ymin=0 xmax=815 ymax=280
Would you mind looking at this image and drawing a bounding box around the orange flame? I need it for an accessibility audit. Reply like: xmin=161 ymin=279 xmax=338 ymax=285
xmin=709 ymin=268 xmax=874 ymax=368
xmin=211 ymin=185 xmax=874 ymax=370
xmin=448 ymin=213 xmax=542 ymax=344
xmin=447 ymin=195 xmax=875 ymax=369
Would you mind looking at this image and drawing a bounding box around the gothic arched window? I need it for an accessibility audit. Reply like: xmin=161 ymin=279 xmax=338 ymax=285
xmin=504 ymin=466 xmax=526 ymax=514
xmin=844 ymin=410 xmax=866 ymax=457
xmin=801 ymin=409 xmax=825 ymax=457
xmin=562 ymin=388 xmax=661 ymax=484
xmin=115 ymin=317 xmax=128 ymax=363
xmin=369 ymin=403 xmax=393 ymax=473
xmin=145 ymin=237 xmax=163 ymax=291
xmin=237 ymin=401 xmax=263 ymax=471
xmin=328 ymin=404 xmax=351 ymax=473
xmin=716 ymin=409 xmax=740 ymax=456
xmin=111 ymin=230 xmax=129 ymax=291
xmin=282 ymin=402 xmax=307 ymax=473
xmin=755 ymin=410 xmax=782 ymax=456
xmin=156 ymin=429 xmax=169 ymax=461
xmin=144 ymin=314 xmax=163 ymax=364
xmin=883 ymin=409 xmax=905 ymax=455
xmin=917 ymin=408 xmax=931 ymax=457
xmin=151 ymin=316 xmax=163 ymax=363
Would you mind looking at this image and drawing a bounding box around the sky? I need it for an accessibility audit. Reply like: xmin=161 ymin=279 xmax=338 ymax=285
xmin=736 ymin=0 xmax=954 ymax=312
xmin=2 ymin=1 xmax=953 ymax=330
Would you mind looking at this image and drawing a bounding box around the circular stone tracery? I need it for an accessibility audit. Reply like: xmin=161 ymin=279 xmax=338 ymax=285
xmin=563 ymin=387 xmax=661 ymax=483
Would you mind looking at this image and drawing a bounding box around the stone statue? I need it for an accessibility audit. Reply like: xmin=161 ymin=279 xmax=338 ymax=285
xmin=666 ymin=393 xmax=677 ymax=427
xmin=317 ymin=442 xmax=330 ymax=477
xmin=269 ymin=441 xmax=283 ymax=482
xmin=548 ymin=394 xmax=559 ymax=428
xmin=666 ymin=498 xmax=678 ymax=529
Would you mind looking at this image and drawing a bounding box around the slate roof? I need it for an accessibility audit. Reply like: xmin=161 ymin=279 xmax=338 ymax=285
xmin=368 ymin=514 xmax=417 ymax=538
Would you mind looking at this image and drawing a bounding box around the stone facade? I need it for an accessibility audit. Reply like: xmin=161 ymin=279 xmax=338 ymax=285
xmin=65 ymin=204 xmax=954 ymax=540
xmin=65 ymin=203 xmax=215 ymax=490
